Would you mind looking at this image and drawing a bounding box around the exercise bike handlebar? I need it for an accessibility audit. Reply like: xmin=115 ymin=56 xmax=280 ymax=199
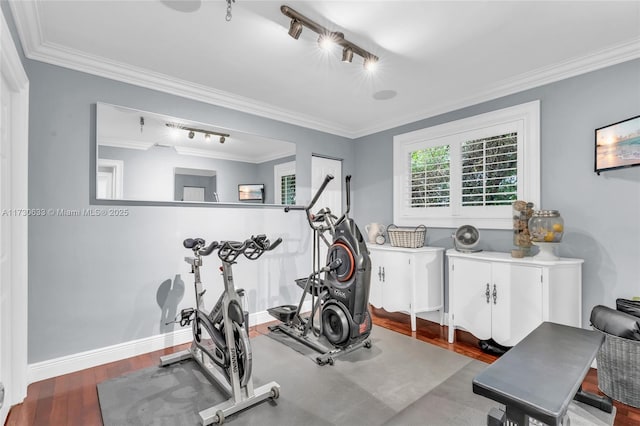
xmin=217 ymin=234 xmax=282 ymax=263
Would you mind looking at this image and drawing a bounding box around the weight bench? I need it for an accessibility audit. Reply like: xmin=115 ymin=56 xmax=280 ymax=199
xmin=473 ymin=322 xmax=613 ymax=426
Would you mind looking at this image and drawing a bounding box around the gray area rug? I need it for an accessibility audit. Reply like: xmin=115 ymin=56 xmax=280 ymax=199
xmin=98 ymin=326 xmax=615 ymax=425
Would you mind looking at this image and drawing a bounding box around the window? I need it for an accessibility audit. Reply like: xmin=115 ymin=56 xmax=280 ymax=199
xmin=274 ymin=161 xmax=296 ymax=205
xmin=394 ymin=101 xmax=540 ymax=229
xmin=280 ymin=174 xmax=296 ymax=205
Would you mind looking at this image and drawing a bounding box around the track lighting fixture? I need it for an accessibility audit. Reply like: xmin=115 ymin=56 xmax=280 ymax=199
xmin=281 ymin=5 xmax=379 ymax=71
xmin=166 ymin=123 xmax=230 ymax=144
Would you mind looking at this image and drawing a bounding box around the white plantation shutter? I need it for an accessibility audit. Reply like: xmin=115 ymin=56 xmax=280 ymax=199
xmin=460 ymin=132 xmax=518 ymax=207
xmin=393 ymin=101 xmax=540 ymax=229
xmin=280 ymin=173 xmax=296 ymax=205
xmin=274 ymin=161 xmax=296 ymax=205
xmin=410 ymin=145 xmax=450 ymax=208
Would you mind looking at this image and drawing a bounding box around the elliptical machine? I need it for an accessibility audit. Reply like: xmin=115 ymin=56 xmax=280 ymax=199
xmin=161 ymin=234 xmax=282 ymax=425
xmin=268 ymin=174 xmax=372 ymax=365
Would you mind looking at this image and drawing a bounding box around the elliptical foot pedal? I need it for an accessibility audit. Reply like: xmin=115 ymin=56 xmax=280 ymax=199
xmin=295 ymin=277 xmax=323 ymax=296
xmin=267 ymin=305 xmax=297 ymax=323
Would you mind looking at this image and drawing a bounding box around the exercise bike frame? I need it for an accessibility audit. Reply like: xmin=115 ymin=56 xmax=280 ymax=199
xmin=160 ymin=236 xmax=281 ymax=425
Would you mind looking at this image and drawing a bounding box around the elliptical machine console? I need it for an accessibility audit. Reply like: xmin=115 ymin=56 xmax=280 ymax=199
xmin=268 ymin=174 xmax=372 ymax=365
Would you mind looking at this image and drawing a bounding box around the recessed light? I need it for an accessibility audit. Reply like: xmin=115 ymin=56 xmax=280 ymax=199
xmin=160 ymin=0 xmax=201 ymax=13
xmin=373 ymin=90 xmax=397 ymax=101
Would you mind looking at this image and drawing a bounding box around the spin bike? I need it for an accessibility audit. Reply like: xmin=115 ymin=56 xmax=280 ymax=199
xmin=268 ymin=174 xmax=372 ymax=365
xmin=160 ymin=234 xmax=282 ymax=425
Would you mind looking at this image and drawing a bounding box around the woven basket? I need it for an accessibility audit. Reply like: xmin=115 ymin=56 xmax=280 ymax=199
xmin=594 ymin=328 xmax=640 ymax=408
xmin=387 ymin=224 xmax=426 ymax=248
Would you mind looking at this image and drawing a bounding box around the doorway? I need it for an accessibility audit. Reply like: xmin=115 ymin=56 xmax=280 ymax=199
xmin=311 ymin=155 xmax=342 ymax=216
xmin=0 ymin=10 xmax=30 ymax=423
xmin=311 ymin=155 xmax=343 ymax=268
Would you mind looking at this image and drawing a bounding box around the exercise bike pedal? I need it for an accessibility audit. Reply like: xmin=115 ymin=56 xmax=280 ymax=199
xmin=179 ymin=308 xmax=195 ymax=326
xmin=165 ymin=308 xmax=196 ymax=326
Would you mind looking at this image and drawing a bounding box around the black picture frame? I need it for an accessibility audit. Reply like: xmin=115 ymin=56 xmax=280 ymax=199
xmin=238 ymin=184 xmax=264 ymax=202
xmin=595 ymin=115 xmax=640 ymax=174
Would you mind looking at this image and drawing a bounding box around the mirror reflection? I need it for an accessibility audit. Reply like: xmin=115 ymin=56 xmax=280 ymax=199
xmin=96 ymin=103 xmax=296 ymax=205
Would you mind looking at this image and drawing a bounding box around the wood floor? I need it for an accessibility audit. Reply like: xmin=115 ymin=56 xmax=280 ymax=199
xmin=6 ymin=308 xmax=640 ymax=426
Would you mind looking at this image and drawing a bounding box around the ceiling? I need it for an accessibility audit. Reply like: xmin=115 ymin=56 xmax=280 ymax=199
xmin=9 ymin=1 xmax=640 ymax=138
xmin=97 ymin=103 xmax=296 ymax=163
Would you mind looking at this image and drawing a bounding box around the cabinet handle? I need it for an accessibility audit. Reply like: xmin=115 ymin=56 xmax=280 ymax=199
xmin=381 ymin=267 xmax=385 ymax=282
xmin=378 ymin=266 xmax=382 ymax=281
xmin=492 ymin=284 xmax=497 ymax=305
xmin=485 ymin=283 xmax=490 ymax=303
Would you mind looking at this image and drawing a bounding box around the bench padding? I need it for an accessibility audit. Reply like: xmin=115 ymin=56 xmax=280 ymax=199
xmin=590 ymin=305 xmax=640 ymax=341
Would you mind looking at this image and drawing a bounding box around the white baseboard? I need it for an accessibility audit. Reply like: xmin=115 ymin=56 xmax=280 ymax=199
xmin=27 ymin=327 xmax=193 ymax=384
xmin=27 ymin=305 xmax=310 ymax=384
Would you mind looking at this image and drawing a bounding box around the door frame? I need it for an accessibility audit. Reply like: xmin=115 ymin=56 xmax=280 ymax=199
xmin=311 ymin=154 xmax=343 ymax=214
xmin=1 ymin=7 xmax=30 ymax=418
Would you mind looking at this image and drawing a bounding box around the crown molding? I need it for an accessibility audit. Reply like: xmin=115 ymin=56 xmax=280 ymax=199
xmin=2 ymin=5 xmax=29 ymax=89
xmin=99 ymin=137 xmax=154 ymax=151
xmin=353 ymin=37 xmax=640 ymax=138
xmin=172 ymin=145 xmax=291 ymax=164
xmin=9 ymin=1 xmax=354 ymax=137
xmin=9 ymin=1 xmax=640 ymax=140
xmin=8 ymin=0 xmax=43 ymax=57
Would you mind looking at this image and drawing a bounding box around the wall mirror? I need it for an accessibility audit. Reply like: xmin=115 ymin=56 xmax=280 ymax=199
xmin=96 ymin=103 xmax=296 ymax=205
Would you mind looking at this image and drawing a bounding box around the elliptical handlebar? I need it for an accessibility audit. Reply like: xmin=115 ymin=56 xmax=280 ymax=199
xmin=306 ymin=174 xmax=334 ymax=215
xmin=283 ymin=174 xmax=337 ymax=231
xmin=283 ymin=174 xmax=354 ymax=234
xmin=283 ymin=174 xmax=333 ymax=218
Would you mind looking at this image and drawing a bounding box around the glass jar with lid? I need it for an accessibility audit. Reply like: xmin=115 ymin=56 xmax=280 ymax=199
xmin=529 ymin=210 xmax=564 ymax=243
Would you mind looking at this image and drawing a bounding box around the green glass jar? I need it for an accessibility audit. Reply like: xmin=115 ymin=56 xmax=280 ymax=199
xmin=529 ymin=210 xmax=564 ymax=243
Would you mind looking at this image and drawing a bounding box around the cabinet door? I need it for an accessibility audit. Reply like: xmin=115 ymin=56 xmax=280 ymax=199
xmin=368 ymin=249 xmax=383 ymax=308
xmin=450 ymin=258 xmax=492 ymax=340
xmin=491 ymin=263 xmax=543 ymax=346
xmin=380 ymin=251 xmax=411 ymax=312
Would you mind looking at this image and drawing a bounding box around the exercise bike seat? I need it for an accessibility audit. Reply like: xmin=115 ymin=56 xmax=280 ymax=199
xmin=183 ymin=238 xmax=205 ymax=249
xmin=183 ymin=238 xmax=218 ymax=256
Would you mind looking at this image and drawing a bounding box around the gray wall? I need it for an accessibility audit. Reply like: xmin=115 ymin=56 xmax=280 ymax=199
xmin=256 ymin=155 xmax=296 ymax=204
xmin=3 ymin=0 xmax=638 ymax=363
xmin=19 ymin=55 xmax=353 ymax=362
xmin=352 ymin=59 xmax=640 ymax=328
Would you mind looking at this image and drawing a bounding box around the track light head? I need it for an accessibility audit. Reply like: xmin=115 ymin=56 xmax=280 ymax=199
xmin=204 ymin=133 xmax=211 ymax=142
xmin=342 ymin=46 xmax=354 ymax=63
xmin=317 ymin=33 xmax=334 ymax=50
xmin=288 ymin=19 xmax=303 ymax=39
xmin=364 ymin=56 xmax=378 ymax=72
xmin=188 ymin=131 xmax=195 ymax=139
xmin=219 ymin=136 xmax=226 ymax=144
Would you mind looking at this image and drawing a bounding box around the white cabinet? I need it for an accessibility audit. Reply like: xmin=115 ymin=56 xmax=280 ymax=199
xmin=368 ymin=245 xmax=444 ymax=331
xmin=447 ymin=250 xmax=583 ymax=347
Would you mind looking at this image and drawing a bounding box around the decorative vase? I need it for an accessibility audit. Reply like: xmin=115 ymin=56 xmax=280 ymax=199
xmin=529 ymin=210 xmax=564 ymax=260
xmin=511 ymin=200 xmax=534 ymax=258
